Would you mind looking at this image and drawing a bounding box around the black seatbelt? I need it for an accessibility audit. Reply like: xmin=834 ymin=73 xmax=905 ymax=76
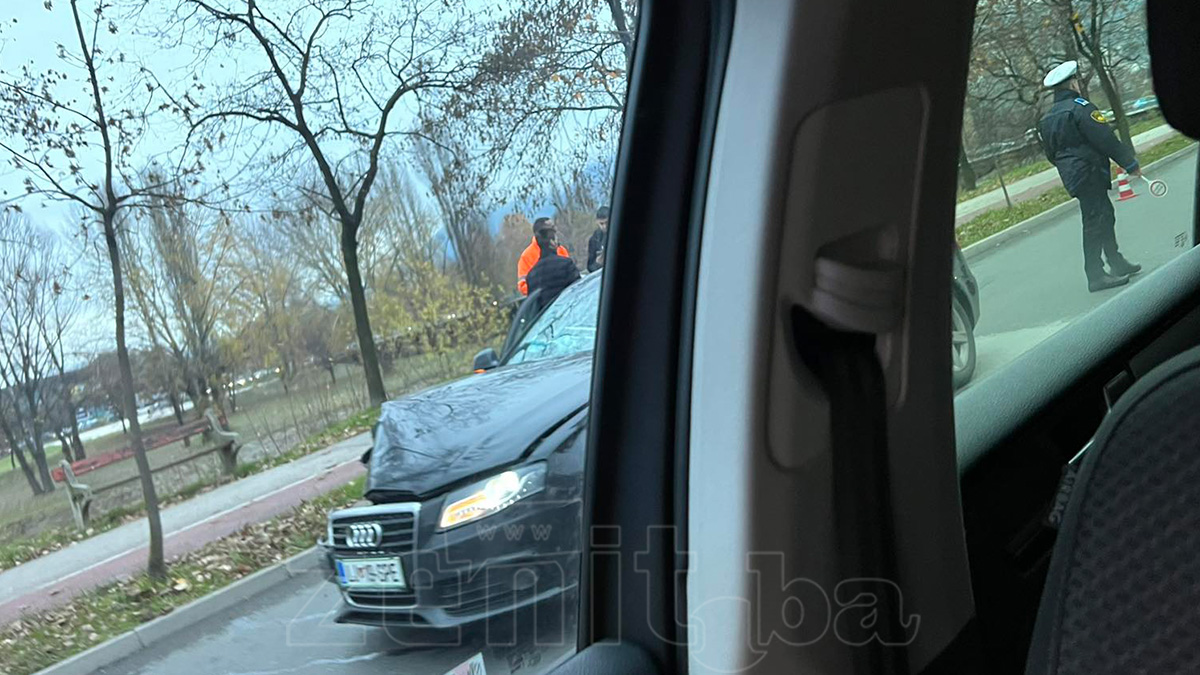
xmin=791 ymin=306 xmax=911 ymax=675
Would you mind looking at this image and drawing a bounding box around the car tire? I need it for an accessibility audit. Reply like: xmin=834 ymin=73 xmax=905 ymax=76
xmin=950 ymin=295 xmax=979 ymax=389
xmin=951 ymin=296 xmax=977 ymax=390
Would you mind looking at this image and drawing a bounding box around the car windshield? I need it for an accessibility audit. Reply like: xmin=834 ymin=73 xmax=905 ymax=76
xmin=505 ymin=276 xmax=602 ymax=366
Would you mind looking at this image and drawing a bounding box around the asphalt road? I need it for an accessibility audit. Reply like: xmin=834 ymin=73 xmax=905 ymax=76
xmin=967 ymin=147 xmax=1198 ymax=386
xmin=99 ymin=567 xmax=578 ymax=675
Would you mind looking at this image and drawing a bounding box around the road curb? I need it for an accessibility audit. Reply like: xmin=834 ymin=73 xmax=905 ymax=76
xmin=963 ymin=142 xmax=1198 ymax=263
xmin=961 ymin=198 xmax=1078 ymax=263
xmin=35 ymin=546 xmax=323 ymax=675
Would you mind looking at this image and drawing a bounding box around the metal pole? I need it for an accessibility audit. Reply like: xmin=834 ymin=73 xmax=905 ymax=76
xmin=998 ymin=161 xmax=1013 ymax=209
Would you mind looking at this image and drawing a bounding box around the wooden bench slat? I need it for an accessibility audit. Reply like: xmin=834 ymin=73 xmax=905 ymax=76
xmin=51 ymin=418 xmax=212 ymax=482
xmin=91 ymin=444 xmax=227 ymax=496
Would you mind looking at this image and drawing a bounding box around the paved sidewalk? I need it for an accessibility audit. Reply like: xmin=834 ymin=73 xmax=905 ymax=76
xmin=956 ymin=123 xmax=1179 ymax=225
xmin=0 ymin=430 xmax=371 ymax=626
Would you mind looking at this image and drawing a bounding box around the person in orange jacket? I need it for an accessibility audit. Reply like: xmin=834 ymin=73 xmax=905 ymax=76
xmin=517 ymin=217 xmax=570 ymax=295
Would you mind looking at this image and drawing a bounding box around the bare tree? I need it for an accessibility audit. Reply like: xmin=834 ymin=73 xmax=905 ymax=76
xmin=1053 ymin=0 xmax=1146 ymax=149
xmin=230 ymin=215 xmax=307 ymax=389
xmin=411 ymin=140 xmax=495 ymax=287
xmin=135 ymin=194 xmax=237 ymax=413
xmin=277 ymin=204 xmax=350 ymax=304
xmin=0 ymin=0 xmax=204 ymax=578
xmin=120 ymin=202 xmax=204 ymax=418
xmin=444 ymin=0 xmax=637 ymax=196
xmin=966 ymin=0 xmax=1065 ymax=150
xmin=0 ymin=387 xmax=43 ymax=495
xmin=37 ymin=257 xmax=88 ymax=462
xmin=0 ymin=216 xmax=84 ymax=493
xmin=82 ymin=350 xmax=133 ymax=434
xmin=367 ymin=165 xmax=442 ymax=291
xmin=0 ymin=217 xmax=58 ymax=494
xmin=172 ymin=0 xmax=487 ymax=407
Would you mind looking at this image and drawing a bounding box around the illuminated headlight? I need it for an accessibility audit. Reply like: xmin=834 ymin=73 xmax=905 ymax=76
xmin=438 ymin=463 xmax=547 ymax=530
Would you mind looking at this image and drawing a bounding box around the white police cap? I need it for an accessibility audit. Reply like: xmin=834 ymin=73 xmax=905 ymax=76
xmin=1043 ymin=61 xmax=1079 ymax=87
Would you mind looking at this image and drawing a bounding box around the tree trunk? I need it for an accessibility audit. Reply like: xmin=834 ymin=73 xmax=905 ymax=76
xmin=606 ymin=0 xmax=635 ymax=71
xmin=169 ymin=389 xmax=189 ymax=448
xmin=183 ymin=373 xmax=201 ymax=413
xmin=66 ymin=398 xmax=86 ymax=461
xmin=1094 ymin=65 xmax=1133 ymax=150
xmin=169 ymin=389 xmax=184 ymax=425
xmin=997 ymin=161 xmax=1013 ymax=209
xmin=69 ymin=423 xmax=85 ymax=460
xmin=119 ymin=411 xmax=127 ymax=434
xmin=56 ymin=429 xmax=73 ymax=464
xmin=101 ymin=207 xmax=166 ymax=580
xmin=29 ymin=443 xmax=55 ymax=492
xmin=13 ymin=444 xmax=44 ymax=495
xmin=28 ymin=420 xmax=55 ymax=492
xmin=210 ymin=375 xmax=229 ymax=419
xmin=340 ymin=224 xmax=387 ymax=406
xmin=326 ymin=359 xmax=337 ymax=385
xmin=0 ymin=418 xmax=43 ymax=495
xmin=959 ymin=142 xmax=977 ymax=191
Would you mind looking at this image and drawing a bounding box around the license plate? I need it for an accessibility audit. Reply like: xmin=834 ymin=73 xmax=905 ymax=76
xmin=336 ymin=557 xmax=406 ymax=589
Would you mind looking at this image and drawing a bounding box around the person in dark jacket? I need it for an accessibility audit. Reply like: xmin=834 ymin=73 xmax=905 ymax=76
xmin=586 ymin=206 xmax=610 ymax=272
xmin=1038 ymin=60 xmax=1142 ymax=292
xmin=527 ymin=220 xmax=581 ymax=310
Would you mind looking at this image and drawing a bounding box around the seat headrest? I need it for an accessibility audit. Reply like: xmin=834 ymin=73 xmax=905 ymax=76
xmin=1147 ymin=0 xmax=1200 ymax=139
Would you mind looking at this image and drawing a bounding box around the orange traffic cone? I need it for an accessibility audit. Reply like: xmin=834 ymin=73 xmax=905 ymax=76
xmin=1116 ymin=170 xmax=1137 ymax=201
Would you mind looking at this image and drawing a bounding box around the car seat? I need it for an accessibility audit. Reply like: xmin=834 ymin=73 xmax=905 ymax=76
xmin=1025 ymin=344 xmax=1200 ymax=674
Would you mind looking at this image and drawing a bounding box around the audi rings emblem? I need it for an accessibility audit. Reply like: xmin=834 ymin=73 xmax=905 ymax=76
xmin=345 ymin=522 xmax=383 ymax=548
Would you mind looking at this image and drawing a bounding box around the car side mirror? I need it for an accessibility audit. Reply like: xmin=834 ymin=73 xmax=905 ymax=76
xmin=473 ymin=347 xmax=500 ymax=373
xmin=360 ymin=447 xmax=372 ymax=465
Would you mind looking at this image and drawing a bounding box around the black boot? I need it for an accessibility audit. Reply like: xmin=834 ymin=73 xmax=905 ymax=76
xmin=1085 ymin=232 xmax=1128 ymax=292
xmin=1101 ymin=223 xmax=1141 ymax=276
xmin=1108 ymin=256 xmax=1142 ymax=277
xmin=1088 ymin=272 xmax=1130 ymax=292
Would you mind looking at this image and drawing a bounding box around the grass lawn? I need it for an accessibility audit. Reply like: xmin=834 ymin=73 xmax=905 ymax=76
xmin=958 ymin=159 xmax=1055 ymax=204
xmin=1128 ymin=110 xmax=1166 ymax=138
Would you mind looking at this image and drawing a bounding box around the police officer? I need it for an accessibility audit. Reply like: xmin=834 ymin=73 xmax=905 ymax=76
xmin=1039 ymin=60 xmax=1143 ymax=292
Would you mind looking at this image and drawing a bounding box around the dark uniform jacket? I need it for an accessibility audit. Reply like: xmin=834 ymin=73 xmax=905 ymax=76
xmin=527 ymin=249 xmax=581 ymax=310
xmin=1039 ymin=88 xmax=1139 ymax=196
xmin=586 ymin=228 xmax=606 ymax=272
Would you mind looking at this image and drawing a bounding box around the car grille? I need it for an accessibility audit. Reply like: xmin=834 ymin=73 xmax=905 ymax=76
xmin=329 ymin=511 xmax=417 ymax=554
xmin=346 ymin=588 xmax=418 ymax=609
xmin=435 ymin=564 xmax=545 ymax=617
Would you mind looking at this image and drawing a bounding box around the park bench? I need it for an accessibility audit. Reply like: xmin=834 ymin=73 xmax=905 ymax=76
xmin=59 ymin=408 xmax=240 ymax=530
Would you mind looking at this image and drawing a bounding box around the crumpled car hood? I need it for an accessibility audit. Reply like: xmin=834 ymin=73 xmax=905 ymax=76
xmin=366 ymin=351 xmax=592 ymax=499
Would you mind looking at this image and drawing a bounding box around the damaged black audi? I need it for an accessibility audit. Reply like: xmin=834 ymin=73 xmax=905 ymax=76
xmin=320 ymin=273 xmax=600 ymax=632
